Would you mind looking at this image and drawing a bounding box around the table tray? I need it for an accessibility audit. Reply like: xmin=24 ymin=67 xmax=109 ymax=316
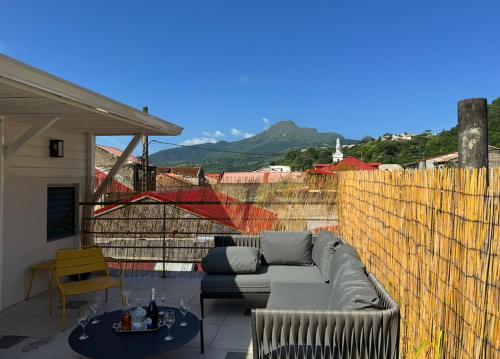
xmin=112 ymin=320 xmax=165 ymax=334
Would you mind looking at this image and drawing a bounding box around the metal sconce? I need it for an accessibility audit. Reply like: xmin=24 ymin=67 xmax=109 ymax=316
xmin=49 ymin=139 xmax=64 ymax=158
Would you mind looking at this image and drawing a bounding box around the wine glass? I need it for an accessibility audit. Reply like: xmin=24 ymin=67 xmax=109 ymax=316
xmin=90 ymin=298 xmax=104 ymax=324
xmin=77 ymin=310 xmax=91 ymax=340
xmin=122 ymin=289 xmax=132 ymax=310
xmin=164 ymin=310 xmax=175 ymax=341
xmin=134 ymin=296 xmax=144 ymax=309
xmin=179 ymin=300 xmax=189 ymax=327
xmin=157 ymin=290 xmax=167 ymax=317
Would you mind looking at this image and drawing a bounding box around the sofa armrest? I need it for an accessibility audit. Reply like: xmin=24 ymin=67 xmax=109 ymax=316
xmin=251 ymin=273 xmax=400 ymax=359
xmin=214 ymin=235 xmax=261 ymax=249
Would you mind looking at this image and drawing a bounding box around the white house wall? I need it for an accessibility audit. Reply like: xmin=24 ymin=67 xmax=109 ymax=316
xmin=2 ymin=120 xmax=88 ymax=309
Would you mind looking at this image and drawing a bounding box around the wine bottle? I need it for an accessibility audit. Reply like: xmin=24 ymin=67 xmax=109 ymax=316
xmin=146 ymin=288 xmax=159 ymax=329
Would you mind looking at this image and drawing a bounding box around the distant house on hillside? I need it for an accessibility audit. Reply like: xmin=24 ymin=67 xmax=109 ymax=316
xmin=404 ymin=145 xmax=500 ymax=169
xmin=255 ymin=165 xmax=291 ymax=173
xmin=380 ymin=133 xmax=415 ymax=141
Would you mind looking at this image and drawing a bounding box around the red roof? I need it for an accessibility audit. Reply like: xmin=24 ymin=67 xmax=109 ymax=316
xmin=95 ymin=187 xmax=277 ymax=234
xmin=96 ymin=145 xmax=140 ymax=164
xmin=94 ymin=168 xmax=133 ymax=193
xmin=309 ymin=157 xmax=378 ymax=174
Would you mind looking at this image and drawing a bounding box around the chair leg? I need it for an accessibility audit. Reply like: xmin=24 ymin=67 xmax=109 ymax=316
xmin=26 ymin=269 xmax=36 ymax=300
xmin=48 ymin=275 xmax=55 ymax=315
xmin=200 ymin=293 xmax=204 ymax=319
xmin=61 ymin=296 xmax=66 ymax=330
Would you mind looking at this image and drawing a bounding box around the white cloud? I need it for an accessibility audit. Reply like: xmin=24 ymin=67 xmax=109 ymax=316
xmin=231 ymin=128 xmax=254 ymax=139
xmin=262 ymin=117 xmax=271 ymax=129
xmin=180 ymin=137 xmax=218 ymax=146
xmin=202 ymin=130 xmax=225 ymax=138
xmin=239 ymin=76 xmax=250 ymax=83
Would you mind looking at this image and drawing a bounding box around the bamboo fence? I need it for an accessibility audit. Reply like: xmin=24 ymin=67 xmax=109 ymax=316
xmin=337 ymin=168 xmax=499 ymax=358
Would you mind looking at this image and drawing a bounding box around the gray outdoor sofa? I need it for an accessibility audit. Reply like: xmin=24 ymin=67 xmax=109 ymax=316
xmin=200 ymin=231 xmax=400 ymax=359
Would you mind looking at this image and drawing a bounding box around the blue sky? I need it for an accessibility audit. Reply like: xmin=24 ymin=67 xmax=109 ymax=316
xmin=1 ymin=1 xmax=499 ymax=155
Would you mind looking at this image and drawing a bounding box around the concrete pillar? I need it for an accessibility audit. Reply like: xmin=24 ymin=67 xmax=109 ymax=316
xmin=458 ymin=98 xmax=488 ymax=168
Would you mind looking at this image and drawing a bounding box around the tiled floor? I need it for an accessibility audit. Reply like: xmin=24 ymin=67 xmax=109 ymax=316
xmin=0 ymin=275 xmax=264 ymax=359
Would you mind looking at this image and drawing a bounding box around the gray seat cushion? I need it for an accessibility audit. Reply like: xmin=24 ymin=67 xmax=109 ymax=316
xmin=261 ymin=231 xmax=313 ymax=265
xmin=202 ymin=247 xmax=260 ymax=274
xmin=201 ymin=265 xmax=324 ymax=294
xmin=328 ymin=256 xmax=381 ymax=310
xmin=266 ymin=281 xmax=331 ymax=310
xmin=312 ymin=231 xmax=342 ymax=282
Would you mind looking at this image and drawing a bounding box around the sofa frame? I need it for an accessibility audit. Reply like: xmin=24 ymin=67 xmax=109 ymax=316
xmin=201 ymin=235 xmax=399 ymax=358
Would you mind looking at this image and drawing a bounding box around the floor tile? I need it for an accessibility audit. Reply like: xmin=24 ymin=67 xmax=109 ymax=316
xmin=211 ymin=325 xmax=253 ymax=351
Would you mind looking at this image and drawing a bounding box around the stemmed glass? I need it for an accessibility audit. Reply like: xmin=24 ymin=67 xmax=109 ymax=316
xmin=157 ymin=290 xmax=167 ymax=317
xmin=122 ymin=289 xmax=132 ymax=310
xmin=90 ymin=298 xmax=104 ymax=324
xmin=77 ymin=310 xmax=91 ymax=340
xmin=179 ymin=300 xmax=190 ymax=327
xmin=164 ymin=310 xmax=175 ymax=341
xmin=134 ymin=296 xmax=143 ymax=309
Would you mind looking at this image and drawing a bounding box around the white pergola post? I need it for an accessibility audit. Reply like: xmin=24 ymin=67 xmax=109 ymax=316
xmin=5 ymin=117 xmax=60 ymax=159
xmin=0 ymin=117 xmax=6 ymax=309
xmin=92 ymin=134 xmax=142 ymax=202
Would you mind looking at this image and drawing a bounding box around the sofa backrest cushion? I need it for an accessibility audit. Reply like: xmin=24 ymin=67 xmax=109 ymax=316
xmin=312 ymin=231 xmax=343 ymax=282
xmin=327 ymin=244 xmax=361 ymax=284
xmin=202 ymin=247 xmax=260 ymax=274
xmin=260 ymin=231 xmax=313 ymax=266
xmin=328 ymin=256 xmax=381 ymax=310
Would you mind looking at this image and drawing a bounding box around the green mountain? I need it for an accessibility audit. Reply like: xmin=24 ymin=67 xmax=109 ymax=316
xmin=149 ymin=121 xmax=358 ymax=172
xmin=283 ymin=98 xmax=500 ymax=170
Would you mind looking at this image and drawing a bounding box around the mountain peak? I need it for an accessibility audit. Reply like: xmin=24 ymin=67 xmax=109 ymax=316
xmin=268 ymin=120 xmax=299 ymax=130
xmin=149 ymin=121 xmax=358 ymax=171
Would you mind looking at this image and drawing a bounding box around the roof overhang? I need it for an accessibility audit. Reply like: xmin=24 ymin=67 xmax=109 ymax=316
xmin=0 ymin=54 xmax=183 ymax=136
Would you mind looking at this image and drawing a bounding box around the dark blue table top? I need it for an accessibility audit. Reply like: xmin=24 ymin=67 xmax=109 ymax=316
xmin=68 ymin=307 xmax=200 ymax=359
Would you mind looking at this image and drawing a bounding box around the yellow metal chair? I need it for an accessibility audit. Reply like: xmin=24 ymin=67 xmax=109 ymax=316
xmin=51 ymin=246 xmax=124 ymax=329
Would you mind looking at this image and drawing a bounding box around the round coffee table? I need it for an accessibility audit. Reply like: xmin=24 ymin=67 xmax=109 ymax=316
xmin=68 ymin=307 xmax=203 ymax=359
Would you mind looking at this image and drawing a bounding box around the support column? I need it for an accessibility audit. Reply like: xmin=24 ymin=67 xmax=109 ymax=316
xmin=81 ymin=134 xmax=96 ymax=246
xmin=458 ymin=98 xmax=488 ymax=168
xmin=0 ymin=117 xmax=6 ymax=309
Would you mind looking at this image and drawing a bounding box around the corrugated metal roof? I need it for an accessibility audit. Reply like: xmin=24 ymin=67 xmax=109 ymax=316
xmin=95 ymin=187 xmax=278 ymax=234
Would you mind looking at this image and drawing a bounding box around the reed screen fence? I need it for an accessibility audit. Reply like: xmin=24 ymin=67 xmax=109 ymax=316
xmin=81 ymin=175 xmax=338 ymax=274
xmin=337 ymin=168 xmax=499 ymax=358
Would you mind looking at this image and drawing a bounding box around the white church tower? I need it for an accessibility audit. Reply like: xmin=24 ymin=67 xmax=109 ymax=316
xmin=332 ymin=137 xmax=344 ymax=163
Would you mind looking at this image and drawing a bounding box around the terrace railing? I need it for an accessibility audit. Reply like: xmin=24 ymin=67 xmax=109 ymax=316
xmin=79 ymin=177 xmax=339 ymax=276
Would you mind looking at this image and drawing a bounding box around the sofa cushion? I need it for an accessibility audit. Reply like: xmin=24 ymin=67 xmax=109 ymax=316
xmin=328 ymin=244 xmax=363 ymax=284
xmin=202 ymin=247 xmax=260 ymax=274
xmin=312 ymin=231 xmax=343 ymax=282
xmin=328 ymin=257 xmax=381 ymax=310
xmin=201 ymin=264 xmax=323 ymax=294
xmin=266 ymin=282 xmax=331 ymax=310
xmin=260 ymin=231 xmax=313 ymax=265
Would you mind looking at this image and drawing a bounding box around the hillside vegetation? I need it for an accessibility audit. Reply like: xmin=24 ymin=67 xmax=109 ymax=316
xmin=149 ymin=121 xmax=357 ymax=172
xmin=283 ymin=98 xmax=500 ymax=170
